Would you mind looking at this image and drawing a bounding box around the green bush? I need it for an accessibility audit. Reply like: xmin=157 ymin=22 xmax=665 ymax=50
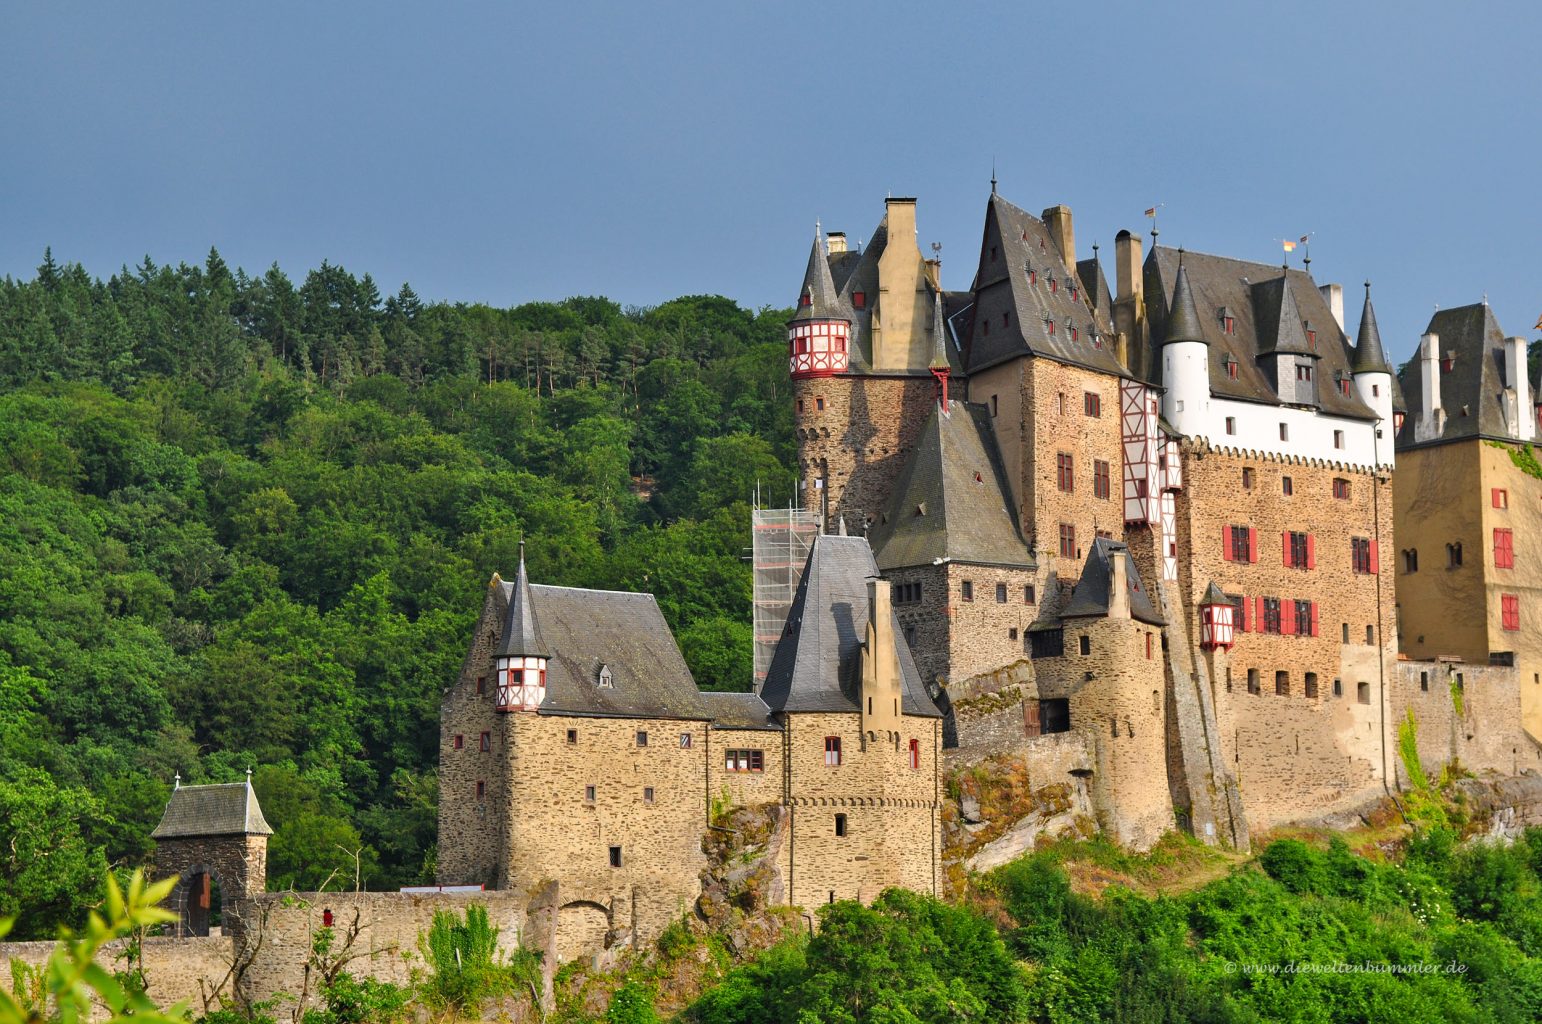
xmin=416 ymin=904 xmax=518 ymax=1014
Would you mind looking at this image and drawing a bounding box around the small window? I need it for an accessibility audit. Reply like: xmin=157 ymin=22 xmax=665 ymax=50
xmin=453 ymin=734 xmax=465 ymax=750
xmin=1008 ymin=627 xmax=1018 ymax=640
xmin=1024 ymin=585 xmax=1036 ymax=604
xmin=1448 ymin=542 xmax=1463 ymax=567
xmin=585 ymin=785 xmax=596 ymax=802
xmin=1146 ymin=632 xmax=1154 ymax=660
xmin=1079 ymin=634 xmax=1091 ymax=656
xmin=1352 ymin=537 xmax=1373 ymax=574
xmin=1420 ymin=671 xmax=1429 ymax=692
xmin=598 ymin=664 xmax=613 ymax=688
xmin=1047 ymin=319 xmax=1056 ymax=334
xmin=609 ymin=846 xmax=622 ymax=868
xmin=1247 ymin=669 xmax=1260 ymax=694
xmin=1305 ymin=672 xmax=1319 ymax=698
xmin=1057 ymin=452 xmax=1074 ymax=493
xmin=1366 ymin=624 xmax=1375 ymax=644
xmin=1333 ymin=430 xmax=1345 ymax=449
xmin=1357 ymin=682 xmax=1371 ymax=705
xmin=961 ymin=580 xmax=974 ymax=602
xmin=852 ymin=291 xmax=866 ymax=309
xmin=1224 ymin=316 xmax=1235 ymax=335
xmin=567 ymin=728 xmax=578 ymax=745
xmin=1227 ymin=358 xmax=1238 ymax=378
xmin=1495 ymin=528 xmax=1514 ymax=569
xmin=479 ymin=731 xmax=491 ymax=752
xmin=834 ymin=813 xmax=848 ymax=837
xmin=796 ymin=399 xmax=804 ymax=414
xmin=1057 ymin=392 xmax=1066 ymax=415
xmin=909 ymin=738 xmax=921 ymax=770
xmin=991 ymin=394 xmax=999 ymax=417
xmin=824 ymin=736 xmax=842 ymax=766
xmin=1493 ymin=488 xmax=1509 ymax=509
xmin=1333 ymin=478 xmax=1350 ymax=500
xmin=1059 ymin=523 xmax=1076 ymax=558
xmin=1225 ymin=416 xmax=1237 ymax=435
xmin=995 ymin=583 xmax=1007 ymax=603
xmin=680 ymin=733 xmax=693 ymax=748
xmin=1279 ymin=423 xmax=1289 ymax=441
xmin=1342 ymin=622 xmax=1350 ymax=643
xmin=1502 ymin=594 xmax=1521 ymax=631
xmin=1372 ymin=384 xmax=1380 ymax=397
xmin=636 ymin=730 xmax=648 ymax=747
xmin=1333 ymin=678 xmax=1342 ymax=697
xmin=1276 ymin=671 xmax=1289 ymax=696
xmin=904 ymin=625 xmax=917 ymax=645
xmin=1242 ymin=468 xmax=1254 ymax=490
xmin=1084 ymin=391 xmax=1102 ymax=417
xmin=1282 ymin=476 xmax=1293 ymax=496
xmin=644 ymin=786 xmax=654 ymax=803
xmin=815 ymin=396 xmax=825 ymax=412
xmin=1093 ymin=460 xmax=1111 ymax=500
xmin=476 ymin=780 xmax=486 ymax=800
xmin=475 ymin=676 xmax=485 ymax=695
xmin=1403 ymin=548 xmax=1418 ymax=572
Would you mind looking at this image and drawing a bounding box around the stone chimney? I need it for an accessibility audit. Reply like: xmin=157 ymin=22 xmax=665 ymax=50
xmin=1042 ymin=205 xmax=1076 ymax=275
xmin=826 ymin=231 xmax=847 ymax=255
xmin=1113 ymin=230 xmax=1145 ymax=349
xmin=1319 ymin=283 xmax=1344 ymax=331
xmin=861 ymin=577 xmax=903 ymax=738
xmin=1506 ymin=336 xmax=1533 ymax=441
xmin=884 ymin=197 xmax=916 ymax=245
xmin=1107 ymin=546 xmax=1131 ymax=620
xmin=1416 ymin=331 xmax=1444 ymax=443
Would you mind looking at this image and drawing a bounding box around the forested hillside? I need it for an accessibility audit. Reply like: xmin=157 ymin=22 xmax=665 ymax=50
xmin=0 ymin=249 xmax=797 ymax=934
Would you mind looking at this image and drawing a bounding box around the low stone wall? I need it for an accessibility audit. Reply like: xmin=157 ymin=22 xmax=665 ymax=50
xmin=238 ymin=889 xmax=530 ymax=1007
xmin=0 ymin=935 xmax=231 ymax=1020
xmin=1394 ymin=660 xmax=1542 ymax=780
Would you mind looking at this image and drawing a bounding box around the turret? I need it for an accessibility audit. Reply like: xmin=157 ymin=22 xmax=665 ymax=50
xmin=494 ymin=544 xmax=549 ymax=712
xmin=1198 ymin=582 xmax=1235 ymax=651
xmin=1160 ymin=259 xmax=1210 ymax=437
xmin=1351 ymin=283 xmax=1395 ymax=455
xmin=788 ymin=230 xmax=851 ymax=379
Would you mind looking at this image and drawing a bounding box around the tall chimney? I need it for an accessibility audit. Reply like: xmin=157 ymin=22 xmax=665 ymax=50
xmin=1112 ymin=230 xmax=1146 ymax=354
xmin=1506 ymin=336 xmax=1533 ymax=441
xmin=1417 ymin=331 xmax=1443 ymax=442
xmin=861 ymin=577 xmax=902 ymax=733
xmin=826 ymin=231 xmax=847 ymax=255
xmin=1042 ymin=205 xmax=1076 ymax=275
xmin=1107 ymin=546 xmax=1131 ymax=620
xmin=1319 ymin=284 xmax=1344 ymax=331
xmin=884 ymin=197 xmax=916 ymax=244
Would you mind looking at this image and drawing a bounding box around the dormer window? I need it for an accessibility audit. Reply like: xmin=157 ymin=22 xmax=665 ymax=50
xmin=1218 ymin=308 xmax=1234 ymax=335
xmin=1070 ymin=326 xmax=1080 ymax=343
xmin=852 ymin=291 xmax=866 ymax=309
xmin=1339 ymin=378 xmax=1351 ymax=396
xmin=1070 ymin=285 xmax=1079 ymax=301
xmin=990 ymin=246 xmax=998 ymax=261
xmin=1225 ymin=356 xmax=1238 ymax=379
xmin=799 ymin=292 xmax=811 ymax=308
xmin=1047 ymin=320 xmax=1056 ymax=335
xmin=1304 ymin=322 xmax=1316 ymax=348
xmin=598 ymin=664 xmax=613 ymax=688
xmin=1028 ymin=269 xmax=1037 ymax=285
xmin=1050 ymin=277 xmax=1059 ymax=293
xmin=1442 ymin=355 xmax=1455 ymax=373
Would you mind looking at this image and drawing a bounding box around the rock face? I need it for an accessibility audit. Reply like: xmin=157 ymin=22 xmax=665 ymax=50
xmin=1455 ymin=773 xmax=1542 ymax=838
xmin=698 ymin=804 xmax=791 ymax=955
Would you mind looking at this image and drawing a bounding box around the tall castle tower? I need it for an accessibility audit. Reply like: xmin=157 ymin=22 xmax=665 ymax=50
xmin=789 ymin=199 xmax=959 ymax=531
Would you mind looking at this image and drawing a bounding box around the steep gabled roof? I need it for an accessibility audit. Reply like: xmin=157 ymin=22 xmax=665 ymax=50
xmin=1164 ymin=261 xmax=1206 ymax=345
xmin=1351 ymin=284 xmax=1391 ymax=374
xmin=496 ymin=580 xmax=712 ymax=720
xmin=152 ymin=780 xmax=272 ymax=839
xmin=1394 ymin=303 xmax=1517 ymax=448
xmin=1251 ymin=275 xmax=1314 ymax=356
xmin=868 ymin=400 xmax=1033 ymax=571
xmin=1059 ymin=538 xmax=1165 ymax=626
xmin=699 ymin=691 xmax=777 ymax=731
xmin=760 ymin=535 xmax=941 ymax=717
xmin=1143 ymin=247 xmax=1377 ymax=419
xmin=1076 ymin=254 xmax=1114 ymax=325
xmin=964 ymin=194 xmax=1124 ymax=377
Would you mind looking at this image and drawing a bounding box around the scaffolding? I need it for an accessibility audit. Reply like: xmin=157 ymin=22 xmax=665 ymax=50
xmin=751 ymin=506 xmax=820 ymax=693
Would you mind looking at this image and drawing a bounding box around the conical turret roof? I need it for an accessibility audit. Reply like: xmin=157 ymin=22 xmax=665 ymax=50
xmin=495 ymin=543 xmax=548 ymax=659
xmin=789 ymin=230 xmax=843 ymax=323
xmin=1351 ymin=283 xmax=1391 ymax=374
xmin=1164 ymin=260 xmax=1207 ymax=345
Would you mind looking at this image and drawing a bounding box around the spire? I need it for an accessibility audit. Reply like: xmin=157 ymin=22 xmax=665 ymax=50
xmin=1351 ymin=281 xmax=1391 ymax=374
xmin=495 ymin=542 xmax=548 ymax=659
xmin=789 ymin=228 xmax=841 ymax=323
xmin=837 ymin=516 xmax=848 ymax=537
xmin=1164 ymin=256 xmax=1207 ymax=345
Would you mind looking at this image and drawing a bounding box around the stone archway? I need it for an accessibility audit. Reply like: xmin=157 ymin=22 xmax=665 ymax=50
xmin=169 ymin=863 xmax=227 ymax=937
xmin=555 ymin=900 xmax=611 ymax=964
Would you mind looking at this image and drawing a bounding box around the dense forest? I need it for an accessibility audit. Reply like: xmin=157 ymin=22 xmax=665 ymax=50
xmin=0 ymin=249 xmax=799 ymax=933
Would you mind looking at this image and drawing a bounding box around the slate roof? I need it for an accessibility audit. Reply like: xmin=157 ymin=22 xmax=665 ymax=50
xmin=964 ymin=194 xmax=1124 ymax=377
xmin=760 ymin=534 xmax=942 ymax=717
xmin=868 ymin=399 xmax=1034 ymax=571
xmin=497 ymin=581 xmax=713 ymax=720
xmin=1058 ymin=538 xmax=1165 ymax=626
xmin=152 ymin=781 xmax=272 ymax=839
xmin=699 ymin=691 xmax=778 ymax=731
xmin=790 ymin=232 xmax=843 ymax=324
xmin=1351 ymin=284 xmax=1391 ymax=374
xmin=1143 ymin=247 xmax=1378 ymax=420
xmin=1394 ymin=303 xmax=1522 ymax=449
xmin=494 ymin=547 xmax=548 ymax=659
xmin=1076 ymin=254 xmax=1115 ymax=326
xmin=1200 ymin=581 xmax=1231 ymax=606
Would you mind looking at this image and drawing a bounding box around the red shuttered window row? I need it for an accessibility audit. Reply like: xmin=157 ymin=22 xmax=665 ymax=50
xmin=1233 ymin=595 xmax=1319 ymax=637
xmin=1283 ymin=531 xmax=1316 ymax=569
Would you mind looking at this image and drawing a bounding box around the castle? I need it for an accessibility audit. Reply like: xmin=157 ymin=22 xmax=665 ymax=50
xmin=433 ymin=191 xmax=1542 ymax=965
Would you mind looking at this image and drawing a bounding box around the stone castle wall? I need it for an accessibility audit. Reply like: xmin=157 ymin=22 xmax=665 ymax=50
xmin=781 ymin=711 xmax=940 ymax=907
xmin=0 ymin=936 xmax=231 ymax=1020
xmin=793 ymin=373 xmax=938 ymax=531
xmin=1392 ymin=660 xmax=1542 ymax=779
xmin=1173 ymin=444 xmax=1397 ymax=832
xmin=713 ymin=727 xmax=785 ymax=809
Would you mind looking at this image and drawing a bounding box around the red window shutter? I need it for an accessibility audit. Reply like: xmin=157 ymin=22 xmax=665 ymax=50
xmin=1492 ymin=488 xmax=1502 ymax=508
xmin=1282 ymin=599 xmax=1297 ymax=635
xmin=1310 ymin=602 xmax=1320 ymax=637
xmin=1283 ymin=531 xmax=1292 ymax=567
xmin=1248 ymin=528 xmax=1259 ymax=563
xmin=1369 ymin=541 xmax=1379 ymax=575
xmin=1306 ymin=535 xmax=1316 ymax=569
xmin=1223 ymin=526 xmax=1233 ymax=561
xmin=1253 ymin=597 xmax=1263 ymax=628
xmin=1238 ymin=597 xmax=1249 ymax=632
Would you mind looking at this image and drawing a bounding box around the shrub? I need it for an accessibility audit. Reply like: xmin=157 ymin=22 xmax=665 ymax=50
xmin=416 ymin=904 xmax=518 ymax=1014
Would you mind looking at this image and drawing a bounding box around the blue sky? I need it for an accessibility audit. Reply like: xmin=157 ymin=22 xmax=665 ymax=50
xmin=3 ymin=2 xmax=1537 ymax=364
